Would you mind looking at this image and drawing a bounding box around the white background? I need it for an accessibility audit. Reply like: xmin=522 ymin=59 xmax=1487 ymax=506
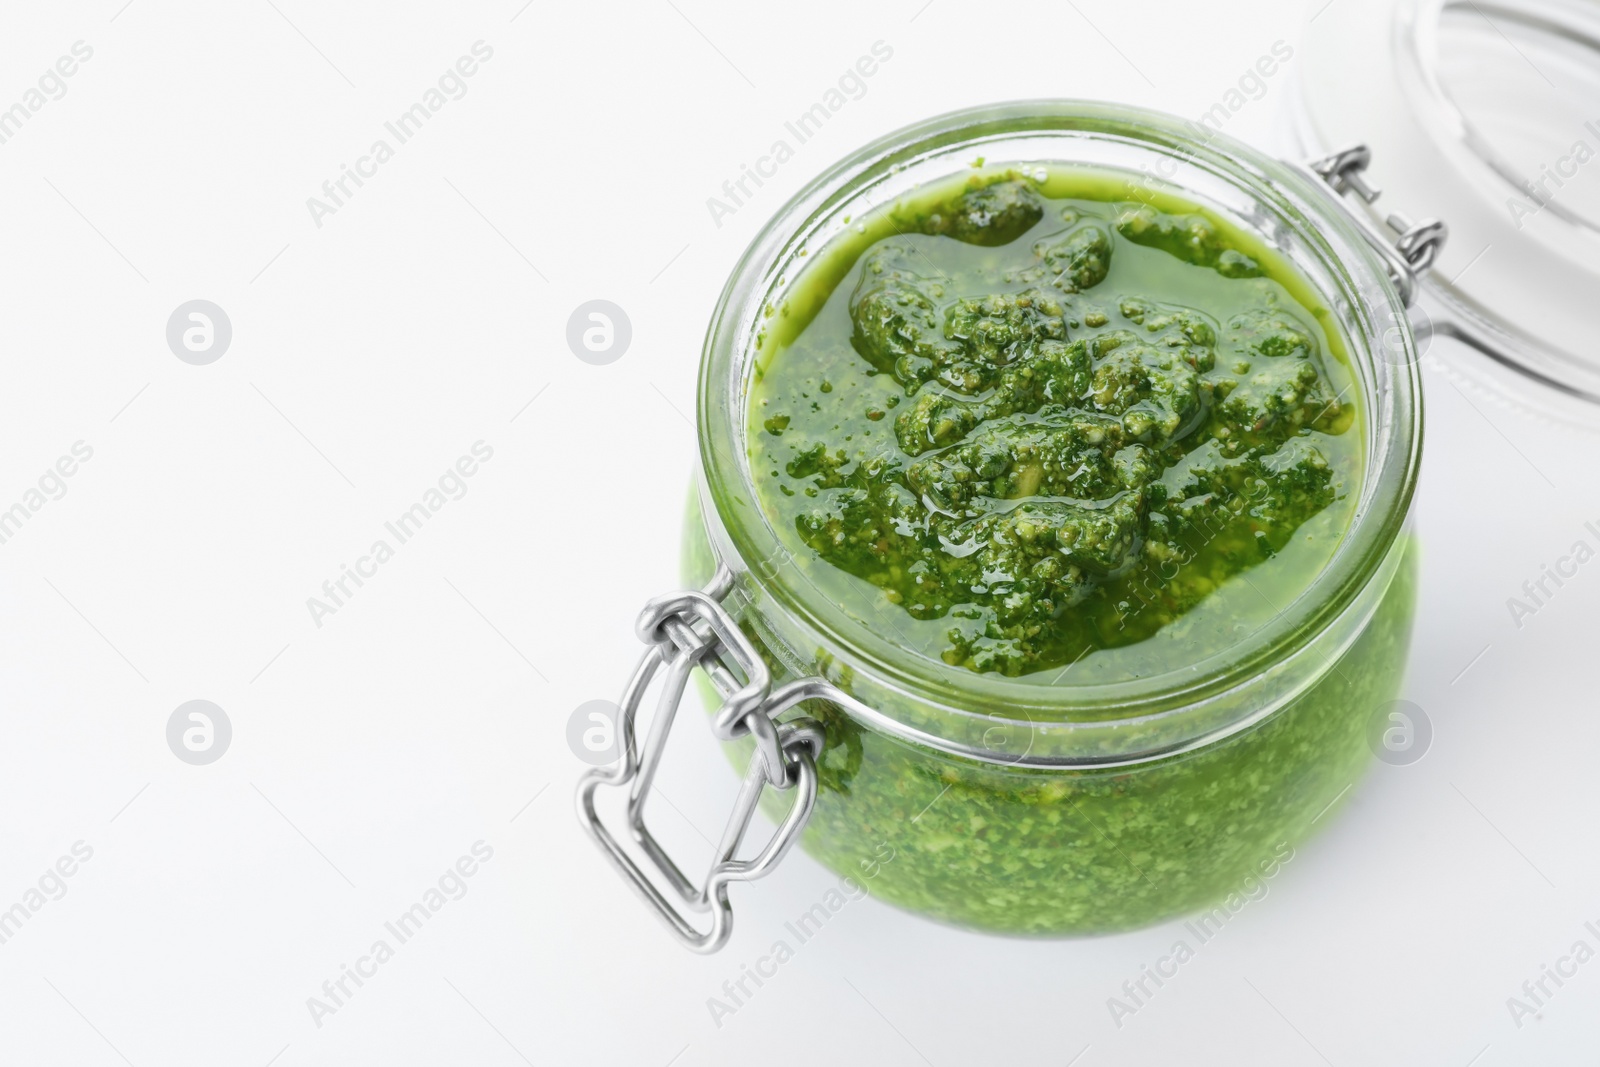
xmin=0 ymin=1 xmax=1597 ymax=1064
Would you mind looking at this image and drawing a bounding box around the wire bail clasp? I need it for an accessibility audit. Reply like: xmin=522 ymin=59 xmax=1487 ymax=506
xmin=576 ymin=565 xmax=826 ymax=953
xmin=1307 ymin=143 xmax=1448 ymax=307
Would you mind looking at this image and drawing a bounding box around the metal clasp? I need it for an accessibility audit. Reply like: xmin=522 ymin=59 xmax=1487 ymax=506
xmin=1306 ymin=144 xmax=1448 ymax=307
xmin=576 ymin=564 xmax=828 ymax=953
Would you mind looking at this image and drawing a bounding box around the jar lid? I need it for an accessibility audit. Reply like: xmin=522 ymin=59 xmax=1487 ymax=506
xmin=1297 ymin=0 xmax=1600 ymax=401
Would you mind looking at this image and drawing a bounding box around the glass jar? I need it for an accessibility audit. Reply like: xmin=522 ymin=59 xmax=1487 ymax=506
xmin=580 ymin=101 xmax=1431 ymax=952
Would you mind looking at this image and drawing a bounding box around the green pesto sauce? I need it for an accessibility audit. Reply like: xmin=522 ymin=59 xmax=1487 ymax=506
xmin=749 ymin=169 xmax=1361 ymax=677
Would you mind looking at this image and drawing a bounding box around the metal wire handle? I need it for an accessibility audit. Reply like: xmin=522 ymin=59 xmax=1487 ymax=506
xmin=1304 ymin=143 xmax=1448 ymax=308
xmin=575 ymin=565 xmax=829 ymax=953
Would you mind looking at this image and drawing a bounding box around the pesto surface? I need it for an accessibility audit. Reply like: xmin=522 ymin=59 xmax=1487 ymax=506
xmin=750 ymin=171 xmax=1360 ymax=677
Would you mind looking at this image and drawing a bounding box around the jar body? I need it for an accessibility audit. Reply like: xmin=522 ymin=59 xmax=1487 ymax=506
xmin=685 ymin=495 xmax=1417 ymax=934
xmin=685 ymin=102 xmax=1425 ymax=937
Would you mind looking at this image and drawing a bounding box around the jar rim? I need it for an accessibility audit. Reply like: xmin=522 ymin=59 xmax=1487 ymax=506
xmin=697 ymin=99 xmax=1422 ymax=744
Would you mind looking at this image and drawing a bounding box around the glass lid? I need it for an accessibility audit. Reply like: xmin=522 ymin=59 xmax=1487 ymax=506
xmin=1297 ymin=0 xmax=1600 ymax=403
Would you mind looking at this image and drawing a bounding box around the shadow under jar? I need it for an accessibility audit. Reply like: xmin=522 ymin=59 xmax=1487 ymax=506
xmin=587 ymin=101 xmax=1428 ymax=948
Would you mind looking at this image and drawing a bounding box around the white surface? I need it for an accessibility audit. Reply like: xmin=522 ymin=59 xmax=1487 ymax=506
xmin=0 ymin=1 xmax=1596 ymax=1065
